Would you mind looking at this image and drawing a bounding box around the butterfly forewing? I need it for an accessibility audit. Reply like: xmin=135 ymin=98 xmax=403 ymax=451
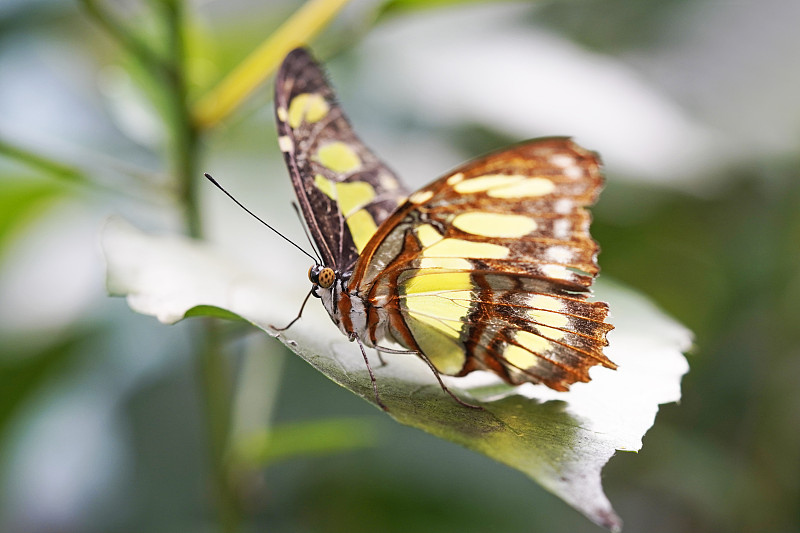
xmin=275 ymin=48 xmax=408 ymax=271
xmin=351 ymin=138 xmax=615 ymax=390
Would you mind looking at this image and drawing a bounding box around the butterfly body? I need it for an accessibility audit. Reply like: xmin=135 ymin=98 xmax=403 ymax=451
xmin=275 ymin=48 xmax=615 ymax=405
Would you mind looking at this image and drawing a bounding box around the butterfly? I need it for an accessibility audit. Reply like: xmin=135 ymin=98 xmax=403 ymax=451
xmin=273 ymin=48 xmax=615 ymax=410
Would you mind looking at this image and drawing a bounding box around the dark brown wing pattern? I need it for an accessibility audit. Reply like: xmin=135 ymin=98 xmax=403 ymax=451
xmin=275 ymin=48 xmax=407 ymax=271
xmin=351 ymin=138 xmax=615 ymax=391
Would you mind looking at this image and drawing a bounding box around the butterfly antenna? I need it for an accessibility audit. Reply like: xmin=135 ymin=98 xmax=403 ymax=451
xmin=204 ymin=173 xmax=317 ymax=263
xmin=290 ymin=202 xmax=323 ymax=264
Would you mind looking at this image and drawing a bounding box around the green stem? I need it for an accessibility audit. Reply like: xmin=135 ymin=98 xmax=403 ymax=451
xmin=83 ymin=1 xmax=238 ymax=529
xmin=0 ymin=137 xmax=160 ymax=203
xmin=196 ymin=319 xmax=238 ymax=533
xmin=160 ymin=0 xmax=201 ymax=237
xmin=157 ymin=1 xmax=238 ymax=530
xmin=79 ymin=0 xmax=168 ymax=76
xmin=0 ymin=138 xmax=86 ymax=185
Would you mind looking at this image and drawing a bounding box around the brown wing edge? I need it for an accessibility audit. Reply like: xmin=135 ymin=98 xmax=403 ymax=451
xmin=275 ymin=48 xmax=340 ymax=266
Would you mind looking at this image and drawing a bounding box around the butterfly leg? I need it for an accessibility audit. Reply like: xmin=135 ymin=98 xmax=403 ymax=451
xmin=271 ymin=288 xmax=314 ymax=332
xmin=375 ymin=345 xmax=417 ymax=354
xmin=374 ymin=344 xmax=417 ymax=366
xmin=374 ymin=345 xmax=483 ymax=409
xmin=355 ymin=335 xmax=388 ymax=411
xmin=375 ymin=343 xmax=428 ymax=367
xmin=415 ymin=353 xmax=484 ymax=410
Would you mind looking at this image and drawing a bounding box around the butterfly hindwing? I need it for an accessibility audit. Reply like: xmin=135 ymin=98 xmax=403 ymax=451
xmin=350 ymin=138 xmax=615 ymax=390
xmin=275 ymin=48 xmax=408 ymax=272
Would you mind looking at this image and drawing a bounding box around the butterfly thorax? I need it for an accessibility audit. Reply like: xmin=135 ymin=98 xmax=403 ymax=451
xmin=310 ymin=263 xmax=390 ymax=348
xmin=308 ymin=263 xmax=343 ymax=326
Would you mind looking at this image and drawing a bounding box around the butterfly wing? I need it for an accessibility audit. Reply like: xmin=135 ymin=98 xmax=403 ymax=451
xmin=350 ymin=138 xmax=615 ymax=391
xmin=275 ymin=48 xmax=408 ymax=272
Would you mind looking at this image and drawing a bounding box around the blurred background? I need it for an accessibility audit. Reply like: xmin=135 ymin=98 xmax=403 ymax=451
xmin=1 ymin=0 xmax=798 ymax=532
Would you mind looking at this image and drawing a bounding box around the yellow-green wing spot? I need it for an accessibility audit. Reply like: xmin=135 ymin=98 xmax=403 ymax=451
xmin=489 ymin=178 xmax=555 ymax=198
xmin=408 ymin=190 xmax=434 ymax=204
xmin=423 ymin=238 xmax=510 ymax=260
xmin=336 ymin=181 xmax=375 ymax=217
xmin=541 ymin=264 xmax=572 ymax=280
xmin=405 ymin=316 xmax=466 ymax=374
xmin=401 ymin=222 xmax=474 ymax=374
xmin=316 ymin=142 xmax=362 ymax=173
xmin=415 ymin=224 xmax=444 ymax=247
xmin=313 ymin=173 xmax=336 ymax=198
xmin=414 ymin=222 xmax=510 ymax=260
xmin=418 ymin=256 xmax=473 ymax=270
xmin=453 ymin=174 xmax=555 ymax=198
xmin=287 ymin=93 xmax=330 ymax=129
xmin=453 ymin=174 xmax=522 ymax=193
xmin=526 ymin=294 xmax=569 ymax=340
xmin=401 ymin=271 xmax=473 ymax=374
xmin=505 ymin=331 xmax=551 ymax=369
xmin=343 ymin=210 xmax=377 ymax=252
xmin=452 ymin=212 xmax=538 ymax=238
xmin=313 ymin=174 xmax=378 ymax=252
xmin=412 ymin=225 xmax=470 ymax=271
xmin=502 ymin=294 xmax=576 ymax=371
xmin=401 ymin=270 xmax=472 ymax=296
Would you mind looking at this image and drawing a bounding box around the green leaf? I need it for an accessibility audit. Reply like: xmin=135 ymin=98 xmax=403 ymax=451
xmin=0 ymin=329 xmax=95 ymax=442
xmin=192 ymin=0 xmax=354 ymax=128
xmin=102 ymin=217 xmax=690 ymax=531
xmin=0 ymin=139 xmax=87 ymax=187
xmin=234 ymin=417 xmax=379 ymax=467
xmin=0 ymin=179 xmax=65 ymax=255
xmin=377 ymin=0 xmax=502 ymax=20
xmin=184 ymin=305 xmax=247 ymax=321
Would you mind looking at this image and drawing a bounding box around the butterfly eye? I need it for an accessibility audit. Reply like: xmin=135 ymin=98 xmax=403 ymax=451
xmin=308 ymin=264 xmax=335 ymax=289
xmin=308 ymin=264 xmax=321 ymax=284
xmin=317 ymin=267 xmax=335 ymax=289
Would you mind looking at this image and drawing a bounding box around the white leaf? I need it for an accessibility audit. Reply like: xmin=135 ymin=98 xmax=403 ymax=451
xmin=102 ymin=217 xmax=690 ymax=530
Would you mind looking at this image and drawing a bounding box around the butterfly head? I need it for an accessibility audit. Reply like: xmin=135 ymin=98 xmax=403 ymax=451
xmin=308 ymin=264 xmax=336 ymax=295
xmin=307 ymin=263 xmax=349 ymax=330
